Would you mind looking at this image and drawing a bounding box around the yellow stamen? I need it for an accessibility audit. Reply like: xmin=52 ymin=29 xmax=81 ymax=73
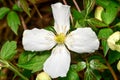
xmin=55 ymin=33 xmax=66 ymax=44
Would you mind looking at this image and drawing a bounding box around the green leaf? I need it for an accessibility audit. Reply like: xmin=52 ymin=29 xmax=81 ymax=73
xmin=83 ymin=0 xmax=95 ymax=18
xmin=90 ymin=59 xmax=107 ymax=70
xmin=96 ymin=0 xmax=110 ymax=8
xmin=98 ymin=28 xmax=113 ymax=56
xmin=18 ymin=51 xmax=36 ymax=64
xmin=101 ymin=1 xmax=119 ymax=24
xmin=58 ymin=68 xmax=79 ymax=80
xmin=0 ymin=41 xmax=17 ymax=60
xmin=72 ymin=9 xmax=85 ymax=20
xmin=108 ymin=50 xmax=120 ymax=64
xmin=84 ymin=68 xmax=96 ymax=80
xmin=87 ymin=18 xmax=108 ymax=27
xmin=20 ymin=0 xmax=31 ymax=17
xmin=18 ymin=51 xmax=50 ymax=73
xmin=7 ymin=11 xmax=20 ymax=35
xmin=0 ymin=7 xmax=10 ymax=19
xmin=71 ymin=61 xmax=86 ymax=71
xmin=12 ymin=4 xmax=23 ymax=12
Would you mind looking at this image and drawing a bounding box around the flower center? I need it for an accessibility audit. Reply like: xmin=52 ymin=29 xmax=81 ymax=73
xmin=55 ymin=33 xmax=66 ymax=44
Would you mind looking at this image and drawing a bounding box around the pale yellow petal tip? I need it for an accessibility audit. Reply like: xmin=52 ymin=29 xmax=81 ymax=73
xmin=95 ymin=6 xmax=104 ymax=21
xmin=36 ymin=72 xmax=51 ymax=80
xmin=107 ymin=31 xmax=120 ymax=52
xmin=117 ymin=60 xmax=120 ymax=72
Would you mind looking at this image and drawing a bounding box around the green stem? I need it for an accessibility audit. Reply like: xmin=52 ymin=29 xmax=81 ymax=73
xmin=0 ymin=58 xmax=28 ymax=80
xmin=8 ymin=62 xmax=28 ymax=80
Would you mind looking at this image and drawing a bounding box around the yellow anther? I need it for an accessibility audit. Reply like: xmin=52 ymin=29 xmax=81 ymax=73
xmin=55 ymin=33 xmax=66 ymax=44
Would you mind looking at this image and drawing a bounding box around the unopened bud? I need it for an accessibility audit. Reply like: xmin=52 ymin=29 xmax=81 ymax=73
xmin=117 ymin=60 xmax=120 ymax=71
xmin=107 ymin=31 xmax=120 ymax=52
xmin=36 ymin=72 xmax=51 ymax=80
xmin=95 ymin=6 xmax=104 ymax=21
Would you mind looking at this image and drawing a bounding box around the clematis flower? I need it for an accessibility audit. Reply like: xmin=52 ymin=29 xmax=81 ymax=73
xmin=22 ymin=2 xmax=99 ymax=78
xmin=107 ymin=31 xmax=120 ymax=52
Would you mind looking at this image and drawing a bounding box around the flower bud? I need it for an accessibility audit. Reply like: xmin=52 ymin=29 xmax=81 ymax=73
xmin=117 ymin=60 xmax=120 ymax=71
xmin=94 ymin=6 xmax=104 ymax=21
xmin=107 ymin=31 xmax=120 ymax=52
xmin=36 ymin=72 xmax=51 ymax=80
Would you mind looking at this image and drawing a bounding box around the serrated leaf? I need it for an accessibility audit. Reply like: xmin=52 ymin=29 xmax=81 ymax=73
xmin=98 ymin=28 xmax=113 ymax=56
xmin=87 ymin=18 xmax=108 ymax=27
xmin=0 ymin=41 xmax=17 ymax=60
xmin=20 ymin=0 xmax=31 ymax=17
xmin=18 ymin=51 xmax=36 ymax=64
xmin=77 ymin=61 xmax=86 ymax=71
xmin=12 ymin=4 xmax=23 ymax=12
xmin=90 ymin=59 xmax=107 ymax=70
xmin=84 ymin=68 xmax=97 ymax=80
xmin=108 ymin=50 xmax=120 ymax=64
xmin=72 ymin=9 xmax=85 ymax=20
xmin=0 ymin=7 xmax=10 ymax=19
xmin=18 ymin=51 xmax=50 ymax=73
xmin=71 ymin=61 xmax=86 ymax=72
xmin=101 ymin=1 xmax=119 ymax=24
xmin=7 ymin=11 xmax=20 ymax=35
xmin=58 ymin=68 xmax=79 ymax=80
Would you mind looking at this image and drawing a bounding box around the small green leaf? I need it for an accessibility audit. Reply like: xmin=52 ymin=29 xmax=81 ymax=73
xmin=0 ymin=7 xmax=10 ymax=19
xmin=20 ymin=0 xmax=31 ymax=17
xmin=0 ymin=41 xmax=17 ymax=60
xmin=87 ymin=18 xmax=108 ymax=27
xmin=84 ymin=68 xmax=96 ymax=80
xmin=7 ymin=11 xmax=20 ymax=35
xmin=18 ymin=51 xmax=50 ymax=73
xmin=72 ymin=9 xmax=85 ymax=20
xmin=90 ymin=59 xmax=107 ymax=70
xmin=58 ymin=68 xmax=79 ymax=80
xmin=108 ymin=50 xmax=120 ymax=64
xmin=71 ymin=61 xmax=86 ymax=71
xmin=18 ymin=51 xmax=36 ymax=64
xmin=101 ymin=1 xmax=119 ymax=24
xmin=98 ymin=28 xmax=113 ymax=56
xmin=12 ymin=4 xmax=23 ymax=12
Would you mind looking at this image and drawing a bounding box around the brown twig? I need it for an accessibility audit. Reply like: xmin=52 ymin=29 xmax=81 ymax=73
xmin=62 ymin=0 xmax=74 ymax=26
xmin=73 ymin=0 xmax=81 ymax=12
xmin=20 ymin=15 xmax=27 ymax=30
xmin=33 ymin=4 xmax=43 ymax=19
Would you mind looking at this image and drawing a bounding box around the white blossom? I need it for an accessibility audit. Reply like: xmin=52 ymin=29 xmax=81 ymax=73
xmin=22 ymin=2 xmax=99 ymax=78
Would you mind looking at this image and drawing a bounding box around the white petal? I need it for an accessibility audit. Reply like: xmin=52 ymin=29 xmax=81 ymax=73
xmin=43 ymin=45 xmax=71 ymax=78
xmin=65 ymin=28 xmax=99 ymax=53
xmin=51 ymin=2 xmax=70 ymax=34
xmin=22 ymin=28 xmax=56 ymax=51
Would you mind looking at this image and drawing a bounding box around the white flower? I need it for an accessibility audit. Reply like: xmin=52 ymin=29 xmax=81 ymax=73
xmin=22 ymin=2 xmax=99 ymax=78
xmin=107 ymin=31 xmax=120 ymax=52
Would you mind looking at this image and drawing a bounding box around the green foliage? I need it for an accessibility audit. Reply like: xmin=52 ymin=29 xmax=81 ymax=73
xmin=101 ymin=1 xmax=119 ymax=25
xmin=108 ymin=51 xmax=120 ymax=64
xmin=12 ymin=4 xmax=23 ymax=12
xmin=58 ymin=68 xmax=79 ymax=80
xmin=7 ymin=11 xmax=20 ymax=35
xmin=90 ymin=59 xmax=108 ymax=70
xmin=87 ymin=18 xmax=108 ymax=27
xmin=20 ymin=0 xmax=31 ymax=17
xmin=71 ymin=61 xmax=86 ymax=72
xmin=0 ymin=41 xmax=17 ymax=60
xmin=98 ymin=28 xmax=113 ymax=56
xmin=18 ymin=51 xmax=50 ymax=73
xmin=0 ymin=7 xmax=10 ymax=19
